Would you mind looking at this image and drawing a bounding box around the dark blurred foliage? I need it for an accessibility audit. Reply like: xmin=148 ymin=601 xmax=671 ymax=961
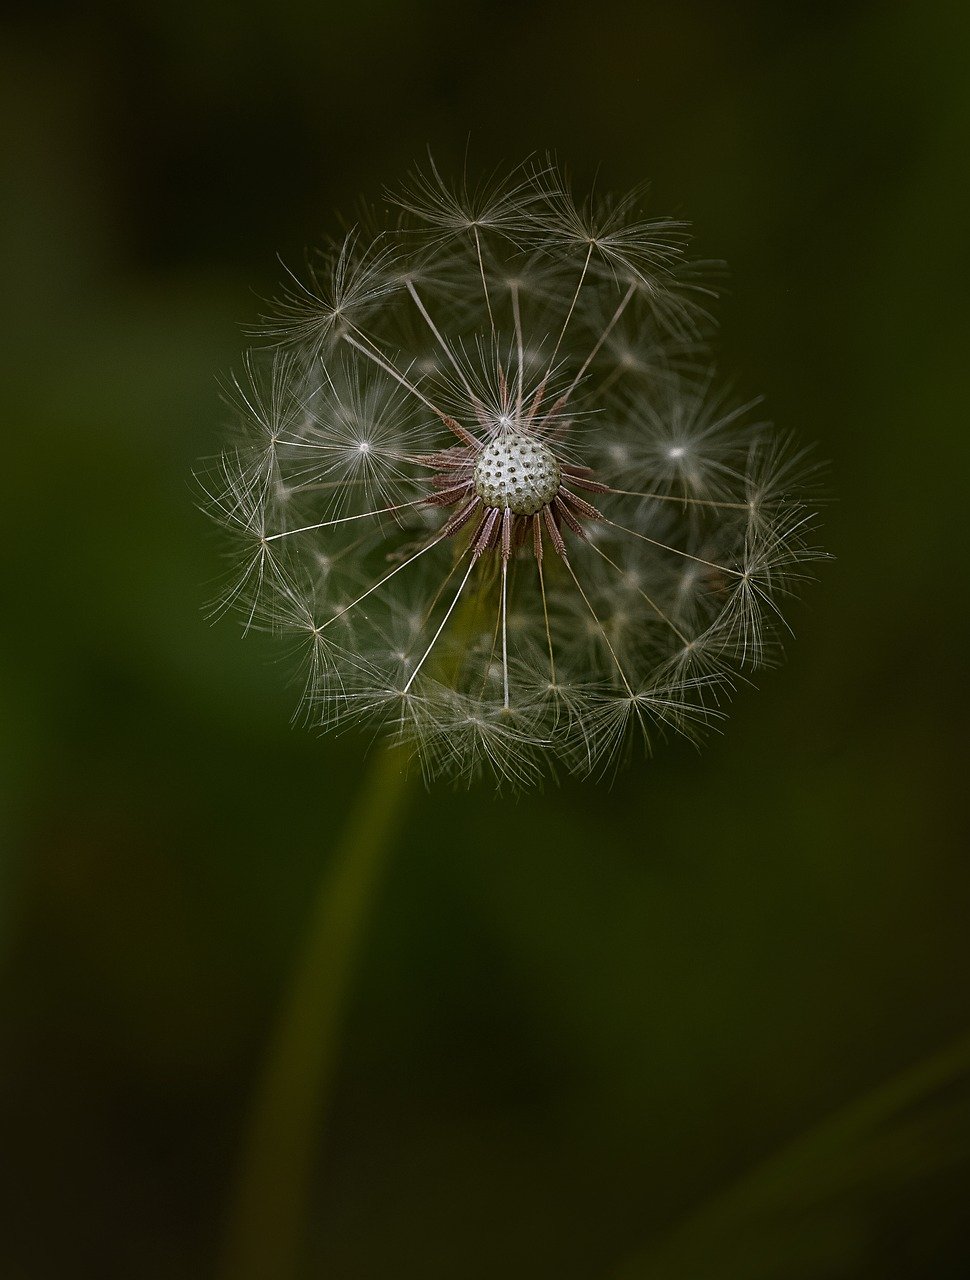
xmin=1 ymin=1 xmax=969 ymax=1277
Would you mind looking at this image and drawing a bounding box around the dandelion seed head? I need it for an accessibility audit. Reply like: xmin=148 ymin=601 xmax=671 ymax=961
xmin=200 ymin=156 xmax=828 ymax=786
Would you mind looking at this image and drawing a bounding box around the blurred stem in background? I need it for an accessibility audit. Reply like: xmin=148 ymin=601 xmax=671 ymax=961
xmin=220 ymin=742 xmax=413 ymax=1280
xmin=615 ymin=1029 xmax=970 ymax=1280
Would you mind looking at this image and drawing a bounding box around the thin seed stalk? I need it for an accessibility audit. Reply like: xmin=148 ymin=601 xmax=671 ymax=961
xmin=220 ymin=740 xmax=412 ymax=1280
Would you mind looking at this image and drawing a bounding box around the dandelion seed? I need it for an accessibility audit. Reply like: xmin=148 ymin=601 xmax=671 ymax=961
xmin=200 ymin=157 xmax=827 ymax=786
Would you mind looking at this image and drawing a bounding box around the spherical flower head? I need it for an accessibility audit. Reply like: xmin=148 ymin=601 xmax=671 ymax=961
xmin=200 ymin=157 xmax=827 ymax=788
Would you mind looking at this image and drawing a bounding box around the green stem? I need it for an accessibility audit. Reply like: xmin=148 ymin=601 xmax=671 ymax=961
xmin=220 ymin=742 xmax=413 ymax=1280
xmin=613 ymin=1029 xmax=970 ymax=1279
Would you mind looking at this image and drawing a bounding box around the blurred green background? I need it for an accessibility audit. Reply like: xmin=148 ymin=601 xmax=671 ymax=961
xmin=2 ymin=1 xmax=968 ymax=1276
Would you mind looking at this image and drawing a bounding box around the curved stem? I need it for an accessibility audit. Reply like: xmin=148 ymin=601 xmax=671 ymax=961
xmin=220 ymin=742 xmax=413 ymax=1280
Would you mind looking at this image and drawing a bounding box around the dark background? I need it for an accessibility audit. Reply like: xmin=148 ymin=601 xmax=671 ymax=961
xmin=2 ymin=1 xmax=968 ymax=1277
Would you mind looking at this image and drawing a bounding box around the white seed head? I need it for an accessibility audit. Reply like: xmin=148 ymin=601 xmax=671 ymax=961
xmin=473 ymin=433 xmax=561 ymax=515
xmin=202 ymin=157 xmax=827 ymax=787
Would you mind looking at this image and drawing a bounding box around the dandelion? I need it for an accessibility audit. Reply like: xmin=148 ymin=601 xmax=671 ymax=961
xmin=210 ymin=158 xmax=830 ymax=1280
xmin=201 ymin=156 xmax=825 ymax=786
